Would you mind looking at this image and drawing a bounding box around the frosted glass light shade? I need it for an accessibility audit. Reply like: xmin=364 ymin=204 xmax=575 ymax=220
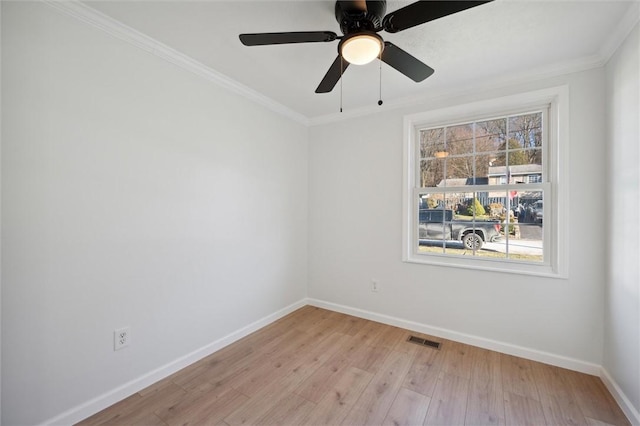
xmin=340 ymin=34 xmax=383 ymax=65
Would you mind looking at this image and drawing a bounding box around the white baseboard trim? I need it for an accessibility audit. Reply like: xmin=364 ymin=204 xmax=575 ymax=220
xmin=41 ymin=299 xmax=308 ymax=426
xmin=600 ymin=367 xmax=640 ymax=425
xmin=307 ymin=298 xmax=602 ymax=376
xmin=42 ymin=298 xmax=638 ymax=426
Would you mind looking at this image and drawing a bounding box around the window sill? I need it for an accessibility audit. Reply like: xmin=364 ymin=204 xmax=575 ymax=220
xmin=404 ymin=251 xmax=567 ymax=279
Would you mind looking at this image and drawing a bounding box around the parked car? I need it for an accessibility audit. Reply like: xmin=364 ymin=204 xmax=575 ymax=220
xmin=418 ymin=208 xmax=501 ymax=250
xmin=533 ymin=200 xmax=543 ymax=223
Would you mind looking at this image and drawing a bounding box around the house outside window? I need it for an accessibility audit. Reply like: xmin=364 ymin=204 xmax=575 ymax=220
xmin=527 ymin=174 xmax=543 ymax=183
xmin=403 ymin=87 xmax=568 ymax=277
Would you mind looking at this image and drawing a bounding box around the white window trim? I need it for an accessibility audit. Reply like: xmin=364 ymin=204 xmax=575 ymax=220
xmin=402 ymin=86 xmax=569 ymax=278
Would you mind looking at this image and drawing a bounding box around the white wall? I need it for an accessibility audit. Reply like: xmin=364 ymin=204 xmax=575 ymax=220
xmin=1 ymin=2 xmax=308 ymax=425
xmin=1 ymin=1 xmax=638 ymax=424
xmin=309 ymin=68 xmax=607 ymax=367
xmin=604 ymin=21 xmax=640 ymax=418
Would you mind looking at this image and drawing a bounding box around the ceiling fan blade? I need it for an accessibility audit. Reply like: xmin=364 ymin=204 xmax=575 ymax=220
xmin=380 ymin=42 xmax=434 ymax=82
xmin=315 ymin=56 xmax=349 ymax=93
xmin=239 ymin=31 xmax=337 ymax=46
xmin=383 ymin=1 xmax=492 ymax=33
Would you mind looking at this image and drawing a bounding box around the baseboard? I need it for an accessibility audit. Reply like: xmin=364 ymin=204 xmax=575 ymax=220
xmin=600 ymin=367 xmax=640 ymax=425
xmin=41 ymin=298 xmax=308 ymax=426
xmin=307 ymin=298 xmax=602 ymax=376
xmin=42 ymin=298 xmax=638 ymax=426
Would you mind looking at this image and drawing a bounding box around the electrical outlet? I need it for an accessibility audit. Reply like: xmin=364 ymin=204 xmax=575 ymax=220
xmin=114 ymin=326 xmax=130 ymax=351
xmin=371 ymin=280 xmax=379 ymax=292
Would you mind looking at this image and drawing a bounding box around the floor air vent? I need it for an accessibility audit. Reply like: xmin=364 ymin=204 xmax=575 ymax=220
xmin=407 ymin=335 xmax=441 ymax=349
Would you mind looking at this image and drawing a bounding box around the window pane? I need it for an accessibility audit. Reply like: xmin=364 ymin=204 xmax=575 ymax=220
xmin=446 ymin=156 xmax=475 ymax=185
xmin=507 ymin=223 xmax=543 ymax=262
xmin=527 ymin=174 xmax=542 ymax=183
xmin=509 ymin=113 xmax=542 ymax=149
xmin=476 ymin=118 xmax=506 ymax=153
xmin=417 ymin=189 xmax=544 ymax=262
xmin=420 ymin=159 xmax=445 ymax=188
xmin=507 ymin=149 xmax=528 ymax=168
xmin=475 ymin=154 xmax=492 ymax=184
xmin=446 ymin=123 xmax=474 ymax=157
xmin=420 ymin=128 xmax=445 ymax=159
xmin=528 ymin=148 xmax=543 ymax=167
xmin=518 ymin=191 xmax=543 ymax=224
xmin=412 ymin=108 xmax=548 ymax=268
xmin=503 ymin=190 xmax=544 ymax=261
xmin=418 ymin=195 xmax=446 ymax=253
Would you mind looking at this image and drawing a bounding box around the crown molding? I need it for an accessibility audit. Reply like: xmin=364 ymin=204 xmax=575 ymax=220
xmin=310 ymin=3 xmax=640 ymax=126
xmin=42 ymin=0 xmax=639 ymax=129
xmin=598 ymin=1 xmax=640 ymax=63
xmin=43 ymin=0 xmax=310 ymax=126
xmin=309 ymin=52 xmax=606 ymax=126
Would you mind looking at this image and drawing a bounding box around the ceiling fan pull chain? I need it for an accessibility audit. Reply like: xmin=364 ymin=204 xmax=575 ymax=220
xmin=378 ymin=54 xmax=383 ymax=106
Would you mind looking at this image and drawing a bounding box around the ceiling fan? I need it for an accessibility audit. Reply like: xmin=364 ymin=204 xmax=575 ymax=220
xmin=239 ymin=0 xmax=492 ymax=94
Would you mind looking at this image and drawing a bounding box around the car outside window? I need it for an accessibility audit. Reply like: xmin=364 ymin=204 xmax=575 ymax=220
xmin=403 ymin=87 xmax=568 ymax=277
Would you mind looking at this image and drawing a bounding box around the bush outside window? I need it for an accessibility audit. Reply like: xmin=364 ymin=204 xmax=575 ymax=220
xmin=403 ymin=87 xmax=568 ymax=277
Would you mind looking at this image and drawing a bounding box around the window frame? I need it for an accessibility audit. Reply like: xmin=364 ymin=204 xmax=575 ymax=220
xmin=402 ymin=86 xmax=569 ymax=278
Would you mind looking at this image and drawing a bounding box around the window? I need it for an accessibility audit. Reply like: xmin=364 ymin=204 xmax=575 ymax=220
xmin=403 ymin=87 xmax=568 ymax=277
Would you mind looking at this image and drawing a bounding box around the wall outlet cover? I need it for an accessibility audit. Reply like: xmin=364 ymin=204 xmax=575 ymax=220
xmin=114 ymin=326 xmax=130 ymax=351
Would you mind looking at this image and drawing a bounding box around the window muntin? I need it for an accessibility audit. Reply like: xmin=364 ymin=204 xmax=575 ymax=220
xmin=403 ymin=87 xmax=567 ymax=277
xmin=410 ymin=108 xmax=550 ymax=269
xmin=405 ymin=98 xmax=558 ymax=273
xmin=419 ymin=112 xmax=543 ymax=189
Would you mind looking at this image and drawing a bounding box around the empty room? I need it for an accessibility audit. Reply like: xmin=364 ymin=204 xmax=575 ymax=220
xmin=1 ymin=0 xmax=639 ymax=425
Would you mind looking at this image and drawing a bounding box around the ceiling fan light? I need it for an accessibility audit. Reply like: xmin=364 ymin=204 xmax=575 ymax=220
xmin=340 ymin=34 xmax=383 ymax=65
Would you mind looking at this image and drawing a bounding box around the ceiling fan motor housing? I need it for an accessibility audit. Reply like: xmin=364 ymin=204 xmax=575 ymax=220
xmin=335 ymin=0 xmax=387 ymax=35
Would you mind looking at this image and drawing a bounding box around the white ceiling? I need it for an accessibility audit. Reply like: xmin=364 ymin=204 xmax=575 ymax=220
xmin=84 ymin=0 xmax=635 ymax=121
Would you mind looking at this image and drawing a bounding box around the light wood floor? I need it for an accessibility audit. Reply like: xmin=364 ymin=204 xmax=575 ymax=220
xmin=78 ymin=306 xmax=630 ymax=426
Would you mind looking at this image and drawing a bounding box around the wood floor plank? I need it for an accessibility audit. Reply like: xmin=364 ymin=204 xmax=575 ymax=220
xmin=77 ymin=307 xmax=630 ymax=426
xmin=424 ymin=371 xmax=470 ymax=426
xmin=565 ymin=370 xmax=631 ymax=425
xmin=351 ymin=318 xmax=386 ymax=347
xmin=294 ymin=335 xmax=365 ymax=403
xmin=586 ymin=417 xmax=623 ymax=426
xmin=330 ymin=313 xmax=368 ymax=336
xmin=465 ymin=382 xmax=505 ymax=426
xmin=78 ymin=382 xmax=186 ymax=426
xmin=303 ymin=366 xmax=373 ymax=425
xmin=227 ymin=329 xmax=326 ymax=397
xmin=252 ymin=392 xmax=316 ymax=425
xmin=224 ymin=332 xmax=347 ymax=425
xmin=500 ymin=353 xmax=541 ymax=401
xmin=382 ymin=387 xmax=430 ymax=426
xmin=440 ymin=340 xmax=480 ymax=380
xmin=155 ymin=383 xmax=248 ymax=426
xmin=465 ymin=348 xmax=505 ymax=425
xmin=341 ymin=350 xmax=415 ymax=425
xmin=297 ymin=307 xmax=336 ymax=336
xmin=173 ymin=327 xmax=303 ymax=392
xmin=77 ymin=394 xmax=143 ymax=426
xmin=504 ymin=391 xmax=547 ymax=426
xmin=471 ymin=348 xmax=503 ymax=391
xmin=402 ymin=343 xmax=442 ymax=397
xmin=369 ymin=324 xmax=409 ymax=351
xmin=349 ymin=344 xmax=391 ymax=375
xmin=531 ymin=362 xmax=587 ymax=425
